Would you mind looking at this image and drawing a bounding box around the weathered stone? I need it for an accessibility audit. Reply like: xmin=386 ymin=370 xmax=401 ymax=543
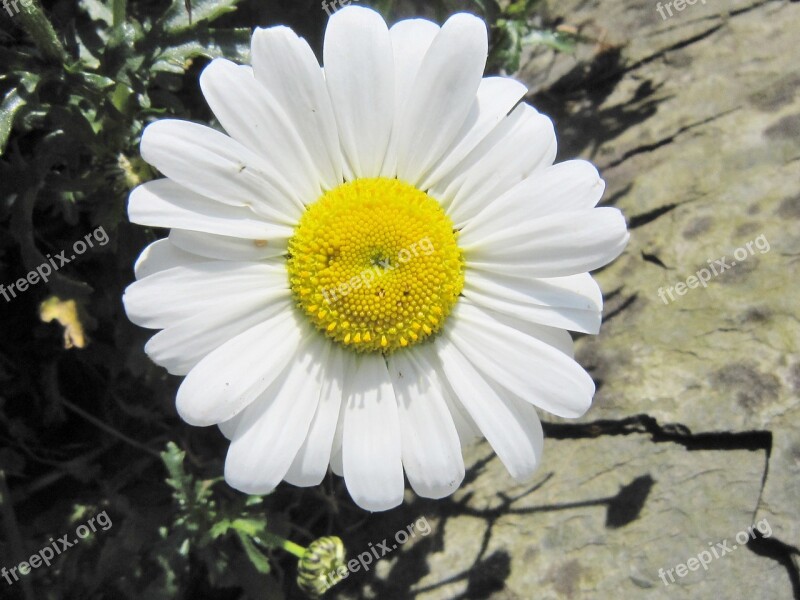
xmin=408 ymin=436 xmax=773 ymax=599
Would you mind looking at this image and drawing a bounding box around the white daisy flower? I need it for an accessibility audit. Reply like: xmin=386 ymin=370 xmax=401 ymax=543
xmin=124 ymin=6 xmax=629 ymax=511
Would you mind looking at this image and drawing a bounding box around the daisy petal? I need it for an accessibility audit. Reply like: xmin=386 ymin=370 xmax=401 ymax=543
xmin=144 ymin=288 xmax=288 ymax=375
xmin=462 ymin=270 xmax=602 ymax=334
xmin=200 ymin=59 xmax=323 ymax=204
xmin=251 ymin=26 xmax=344 ymax=189
xmin=224 ymin=336 xmax=326 ymax=495
xmin=324 ymin=6 xmax=394 ymax=178
xmin=446 ymin=302 xmax=595 ymax=418
xmin=388 ymin=349 xmax=464 ymax=499
xmin=329 ymin=369 xmax=348 ymax=478
xmin=169 ymin=229 xmax=287 ymax=262
xmin=133 ymin=238 xmax=207 ymax=280
xmin=128 ymin=178 xmax=293 ymax=240
xmin=413 ymin=344 xmax=482 ymax=447
xmin=433 ymin=104 xmax=556 ymax=228
xmin=329 ymin=416 xmax=345 ymax=477
xmin=140 ymin=119 xmax=303 ymax=224
xmin=419 ymin=76 xmax=528 ymax=190
xmin=478 ymin=310 xmax=575 ymax=357
xmin=460 ymin=160 xmax=605 ymax=241
xmin=437 ymin=337 xmax=543 ymax=480
xmin=380 ymin=18 xmax=440 ymax=177
xmin=124 ymin=262 xmax=287 ymax=330
xmin=175 ymin=304 xmax=306 ymax=426
xmin=394 ymin=13 xmax=488 ymax=184
xmin=284 ymin=343 xmax=346 ymax=487
xmin=342 ymin=353 xmax=404 ymax=511
xmin=464 ymin=208 xmax=630 ymax=277
xmin=218 ymin=413 xmax=243 ymax=440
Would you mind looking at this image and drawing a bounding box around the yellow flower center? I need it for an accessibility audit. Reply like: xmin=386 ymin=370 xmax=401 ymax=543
xmin=287 ymin=178 xmax=464 ymax=353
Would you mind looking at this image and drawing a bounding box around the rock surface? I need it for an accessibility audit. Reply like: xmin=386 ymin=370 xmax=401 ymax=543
xmin=332 ymin=1 xmax=800 ymax=598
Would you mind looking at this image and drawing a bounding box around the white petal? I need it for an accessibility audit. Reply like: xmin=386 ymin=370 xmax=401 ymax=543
xmin=411 ymin=344 xmax=482 ymax=448
xmin=394 ymin=13 xmax=488 ymax=184
xmin=460 ymin=160 xmax=605 ymax=242
xmin=224 ymin=335 xmax=326 ymax=495
xmin=431 ymin=103 xmax=556 ymax=228
xmin=144 ymin=287 xmax=289 ymax=375
xmin=342 ymin=353 xmax=404 ymax=511
xmin=128 ymin=178 xmax=292 ymax=240
xmin=445 ymin=301 xmax=595 ymax=418
xmin=200 ymin=59 xmax=323 ymax=204
xmin=324 ymin=6 xmax=394 ymax=178
xmin=200 ymin=58 xmax=322 ymax=204
xmin=464 ymin=208 xmax=630 ymax=278
xmin=500 ymin=392 xmax=545 ymax=481
xmin=380 ymin=18 xmax=440 ymax=177
xmin=462 ymin=270 xmax=602 ymax=334
xmin=387 ymin=350 xmax=464 ymax=499
xmin=169 ymin=229 xmax=286 ymax=262
xmin=329 ymin=356 xmax=349 ymax=478
xmin=175 ymin=304 xmax=306 ymax=426
xmin=419 ymin=76 xmax=527 ymax=191
xmin=140 ymin=120 xmax=303 ymax=224
xmin=329 ymin=416 xmax=344 ymax=477
xmin=459 ymin=303 xmax=575 ymax=357
xmin=133 ymin=238 xmax=207 ymax=280
xmin=219 ymin=412 xmax=243 ymax=440
xmin=284 ymin=342 xmax=346 ymax=487
xmin=251 ymin=26 xmax=343 ymax=189
xmin=436 ymin=337 xmax=543 ymax=480
xmin=123 ymin=261 xmax=287 ymax=329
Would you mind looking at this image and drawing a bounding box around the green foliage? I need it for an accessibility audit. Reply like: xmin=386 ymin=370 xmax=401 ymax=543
xmin=157 ymin=442 xmax=279 ymax=591
xmin=484 ymin=0 xmax=580 ymax=72
xmin=157 ymin=0 xmax=241 ymax=34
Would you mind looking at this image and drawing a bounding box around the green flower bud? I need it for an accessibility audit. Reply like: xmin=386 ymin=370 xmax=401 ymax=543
xmin=297 ymin=536 xmax=346 ymax=598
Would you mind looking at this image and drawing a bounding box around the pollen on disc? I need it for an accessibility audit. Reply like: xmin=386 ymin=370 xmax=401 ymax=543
xmin=287 ymin=178 xmax=465 ymax=353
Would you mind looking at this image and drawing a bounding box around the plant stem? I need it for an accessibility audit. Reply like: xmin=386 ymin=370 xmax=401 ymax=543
xmin=261 ymin=531 xmax=307 ymax=558
xmin=16 ymin=0 xmax=68 ymax=64
xmin=281 ymin=539 xmax=308 ymax=559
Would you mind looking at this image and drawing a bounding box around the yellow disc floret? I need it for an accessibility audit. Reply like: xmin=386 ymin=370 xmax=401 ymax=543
xmin=287 ymin=178 xmax=464 ymax=353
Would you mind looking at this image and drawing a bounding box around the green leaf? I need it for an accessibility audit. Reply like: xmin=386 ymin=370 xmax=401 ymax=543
xmin=229 ymin=518 xmax=267 ymax=537
xmin=209 ymin=518 xmax=234 ymax=540
xmin=523 ymin=29 xmax=579 ymax=54
xmin=79 ymin=71 xmax=116 ymax=91
xmin=161 ymin=441 xmax=190 ymax=496
xmin=157 ymin=0 xmax=242 ymax=36
xmin=152 ymin=27 xmax=251 ymax=74
xmin=0 ymin=88 xmax=27 ymax=156
xmin=236 ymin=531 xmax=272 ymax=575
